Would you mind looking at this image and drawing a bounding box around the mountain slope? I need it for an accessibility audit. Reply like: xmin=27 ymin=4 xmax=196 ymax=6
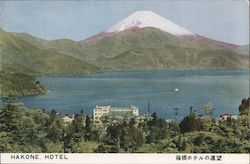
xmin=0 ymin=28 xmax=100 ymax=75
xmin=233 ymin=44 xmax=249 ymax=55
xmin=79 ymin=27 xmax=248 ymax=70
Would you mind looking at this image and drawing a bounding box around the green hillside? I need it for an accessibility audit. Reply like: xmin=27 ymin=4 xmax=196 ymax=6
xmin=78 ymin=28 xmax=249 ymax=71
xmin=101 ymin=45 xmax=247 ymax=71
xmin=0 ymin=71 xmax=45 ymax=96
xmin=0 ymin=28 xmax=100 ymax=75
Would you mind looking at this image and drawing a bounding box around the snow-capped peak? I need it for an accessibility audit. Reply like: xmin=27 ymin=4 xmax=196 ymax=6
xmin=106 ymin=10 xmax=195 ymax=36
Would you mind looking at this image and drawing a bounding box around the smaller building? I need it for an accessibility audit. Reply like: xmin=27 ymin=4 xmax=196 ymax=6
xmin=220 ymin=113 xmax=231 ymax=120
xmin=220 ymin=113 xmax=238 ymax=121
xmin=62 ymin=115 xmax=74 ymax=123
xmin=231 ymin=115 xmax=238 ymax=120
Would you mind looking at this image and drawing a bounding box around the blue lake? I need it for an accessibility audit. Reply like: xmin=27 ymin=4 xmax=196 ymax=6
xmin=18 ymin=70 xmax=249 ymax=119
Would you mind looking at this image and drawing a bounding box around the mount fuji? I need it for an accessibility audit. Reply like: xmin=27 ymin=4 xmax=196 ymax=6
xmin=105 ymin=10 xmax=194 ymax=36
xmin=0 ymin=11 xmax=248 ymax=74
xmin=82 ymin=10 xmax=237 ymax=49
xmin=83 ymin=10 xmax=196 ymax=42
xmin=76 ymin=10 xmax=247 ymax=71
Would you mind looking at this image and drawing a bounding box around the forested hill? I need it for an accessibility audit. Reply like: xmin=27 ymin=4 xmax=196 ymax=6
xmin=0 ymin=71 xmax=46 ymax=96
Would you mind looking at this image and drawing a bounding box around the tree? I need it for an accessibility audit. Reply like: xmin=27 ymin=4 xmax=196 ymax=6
xmin=46 ymin=113 xmax=64 ymax=143
xmin=50 ymin=109 xmax=57 ymax=116
xmin=179 ymin=112 xmax=201 ymax=133
xmin=105 ymin=119 xmax=144 ymax=152
xmin=72 ymin=114 xmax=85 ymax=133
xmin=0 ymin=102 xmax=20 ymax=132
xmin=84 ymin=115 xmax=99 ymax=141
xmin=80 ymin=109 xmax=84 ymax=115
xmin=85 ymin=115 xmax=91 ymax=131
xmin=203 ymin=103 xmax=214 ymax=118
xmin=0 ymin=98 xmax=23 ymax=152
xmin=174 ymin=107 xmax=180 ymax=121
xmin=0 ymin=97 xmax=49 ymax=152
xmin=145 ymin=113 xmax=169 ymax=144
xmin=147 ymin=112 xmax=158 ymax=127
xmin=129 ymin=118 xmax=136 ymax=127
xmin=94 ymin=144 xmax=108 ymax=153
xmin=239 ymin=97 xmax=250 ymax=115
xmin=106 ymin=124 xmax=122 ymax=152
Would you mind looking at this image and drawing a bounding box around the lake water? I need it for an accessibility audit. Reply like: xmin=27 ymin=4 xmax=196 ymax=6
xmin=17 ymin=70 xmax=249 ymax=119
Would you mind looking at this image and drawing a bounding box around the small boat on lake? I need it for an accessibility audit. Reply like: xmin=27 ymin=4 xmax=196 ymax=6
xmin=174 ymin=88 xmax=179 ymax=92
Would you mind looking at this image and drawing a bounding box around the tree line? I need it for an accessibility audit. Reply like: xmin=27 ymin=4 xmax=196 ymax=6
xmin=0 ymin=71 xmax=45 ymax=96
xmin=0 ymin=96 xmax=249 ymax=153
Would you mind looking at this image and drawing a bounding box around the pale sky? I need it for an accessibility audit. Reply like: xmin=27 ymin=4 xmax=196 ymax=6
xmin=0 ymin=0 xmax=249 ymax=45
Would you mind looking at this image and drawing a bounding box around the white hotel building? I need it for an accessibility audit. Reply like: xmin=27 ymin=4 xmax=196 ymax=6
xmin=93 ymin=105 xmax=139 ymax=123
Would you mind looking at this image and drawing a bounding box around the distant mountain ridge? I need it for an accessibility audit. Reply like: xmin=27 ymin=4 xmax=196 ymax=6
xmin=0 ymin=28 xmax=100 ymax=75
xmin=0 ymin=10 xmax=249 ymax=75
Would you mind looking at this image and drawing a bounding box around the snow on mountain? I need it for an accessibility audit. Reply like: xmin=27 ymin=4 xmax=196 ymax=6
xmin=105 ymin=10 xmax=195 ymax=36
xmin=82 ymin=10 xmax=237 ymax=48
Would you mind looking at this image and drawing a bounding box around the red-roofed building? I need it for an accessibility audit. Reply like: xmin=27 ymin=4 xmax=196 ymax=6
xmin=220 ymin=113 xmax=232 ymax=120
xmin=220 ymin=113 xmax=238 ymax=121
